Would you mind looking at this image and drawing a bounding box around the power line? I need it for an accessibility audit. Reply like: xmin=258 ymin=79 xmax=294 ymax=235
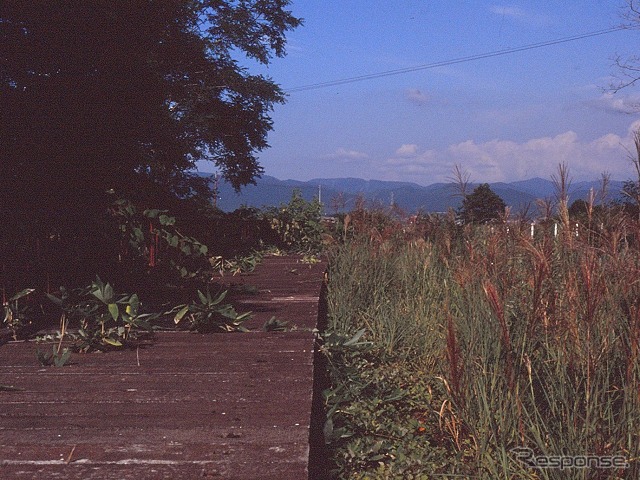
xmin=285 ymin=27 xmax=626 ymax=93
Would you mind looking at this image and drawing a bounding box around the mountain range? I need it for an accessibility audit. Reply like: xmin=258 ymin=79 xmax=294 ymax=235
xmin=203 ymin=173 xmax=628 ymax=215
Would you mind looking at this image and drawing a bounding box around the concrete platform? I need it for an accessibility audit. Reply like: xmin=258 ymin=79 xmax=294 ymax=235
xmin=0 ymin=256 xmax=327 ymax=479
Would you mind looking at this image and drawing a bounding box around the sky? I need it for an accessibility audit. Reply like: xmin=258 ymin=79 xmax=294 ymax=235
xmin=203 ymin=1 xmax=640 ymax=186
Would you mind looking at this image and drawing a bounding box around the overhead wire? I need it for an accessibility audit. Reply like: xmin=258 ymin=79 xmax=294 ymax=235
xmin=284 ymin=27 xmax=626 ymax=93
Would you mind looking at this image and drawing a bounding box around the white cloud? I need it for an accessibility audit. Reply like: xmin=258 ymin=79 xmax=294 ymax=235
xmin=489 ymin=4 xmax=554 ymax=26
xmin=380 ymin=147 xmax=449 ymax=181
xmin=324 ymin=147 xmax=369 ymax=162
xmin=375 ymin=121 xmax=640 ymax=184
xmin=587 ymin=92 xmax=640 ymax=115
xmin=395 ymin=144 xmax=419 ymax=157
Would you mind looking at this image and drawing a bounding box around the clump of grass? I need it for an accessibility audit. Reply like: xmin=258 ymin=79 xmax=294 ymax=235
xmin=324 ymin=195 xmax=640 ymax=478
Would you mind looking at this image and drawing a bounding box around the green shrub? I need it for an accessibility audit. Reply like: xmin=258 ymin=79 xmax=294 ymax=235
xmin=47 ymin=276 xmax=156 ymax=351
xmin=172 ymin=289 xmax=251 ymax=333
xmin=264 ymin=189 xmax=323 ymax=253
xmin=111 ymin=196 xmax=210 ymax=279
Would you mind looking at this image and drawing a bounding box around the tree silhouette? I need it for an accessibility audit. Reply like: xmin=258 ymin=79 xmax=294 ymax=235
xmin=613 ymin=1 xmax=640 ymax=92
xmin=460 ymin=184 xmax=506 ymax=224
xmin=0 ymin=1 xmax=301 ymax=285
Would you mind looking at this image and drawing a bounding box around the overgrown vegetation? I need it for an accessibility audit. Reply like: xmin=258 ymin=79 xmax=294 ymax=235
xmin=1 ymin=190 xmax=325 ymax=363
xmin=0 ymin=2 xmax=306 ymax=349
xmin=1 ymin=1 xmax=302 ymax=293
xmin=322 ymin=171 xmax=640 ymax=478
xmin=265 ymin=189 xmax=324 ymax=253
xmin=45 ymin=276 xmax=157 ymax=352
xmin=172 ymin=289 xmax=251 ymax=333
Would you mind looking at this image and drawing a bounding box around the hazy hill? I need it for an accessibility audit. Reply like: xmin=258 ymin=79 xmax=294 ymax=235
xmin=203 ymin=173 xmax=626 ymax=214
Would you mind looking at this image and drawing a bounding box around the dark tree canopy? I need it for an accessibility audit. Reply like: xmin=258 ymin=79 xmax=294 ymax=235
xmin=568 ymin=199 xmax=589 ymax=218
xmin=460 ymin=183 xmax=507 ymax=224
xmin=0 ymin=1 xmax=300 ymax=284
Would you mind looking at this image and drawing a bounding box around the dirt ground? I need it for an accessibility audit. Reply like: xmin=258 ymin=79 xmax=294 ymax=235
xmin=0 ymin=255 xmax=326 ymax=479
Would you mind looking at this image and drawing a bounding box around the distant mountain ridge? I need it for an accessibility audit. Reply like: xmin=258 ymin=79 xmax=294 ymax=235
xmin=202 ymin=173 xmax=627 ymax=214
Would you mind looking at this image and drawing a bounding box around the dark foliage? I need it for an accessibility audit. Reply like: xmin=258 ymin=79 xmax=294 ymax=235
xmin=460 ymin=183 xmax=506 ymax=224
xmin=0 ymin=1 xmax=301 ymax=289
xmin=568 ymin=199 xmax=589 ymax=218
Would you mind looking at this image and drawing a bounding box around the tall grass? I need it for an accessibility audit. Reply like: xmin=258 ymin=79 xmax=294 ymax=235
xmin=325 ymin=211 xmax=640 ymax=478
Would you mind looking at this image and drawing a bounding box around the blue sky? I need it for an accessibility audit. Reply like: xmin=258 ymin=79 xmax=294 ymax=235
xmin=206 ymin=1 xmax=640 ymax=185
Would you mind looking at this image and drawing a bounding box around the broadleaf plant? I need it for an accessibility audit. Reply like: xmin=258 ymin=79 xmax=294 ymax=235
xmin=47 ymin=276 xmax=156 ymax=352
xmin=173 ymin=288 xmax=251 ymax=333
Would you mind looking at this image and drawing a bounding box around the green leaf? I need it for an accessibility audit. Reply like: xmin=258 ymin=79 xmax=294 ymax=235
xmin=197 ymin=290 xmax=209 ymax=305
xmin=158 ymin=214 xmax=175 ymax=226
xmin=103 ymin=283 xmax=114 ymax=303
xmin=174 ymin=305 xmax=190 ymax=324
xmin=108 ymin=303 xmax=119 ymax=321
xmin=92 ymin=281 xmax=113 ymax=303
xmin=103 ymin=337 xmax=123 ymax=347
xmin=134 ymin=320 xmax=153 ymax=331
xmin=323 ymin=417 xmax=334 ymax=442
xmin=210 ymin=290 xmax=227 ymax=305
xmin=53 ymin=349 xmax=71 ymax=367
xmin=46 ymin=293 xmax=63 ymax=306
xmin=126 ymin=294 xmax=140 ymax=315
xmin=36 ymin=348 xmax=53 ymax=366
xmin=383 ymin=388 xmax=406 ymax=402
xmin=8 ymin=288 xmax=35 ymax=302
xmin=133 ymin=228 xmax=145 ymax=243
xmin=344 ymin=328 xmax=367 ymax=347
